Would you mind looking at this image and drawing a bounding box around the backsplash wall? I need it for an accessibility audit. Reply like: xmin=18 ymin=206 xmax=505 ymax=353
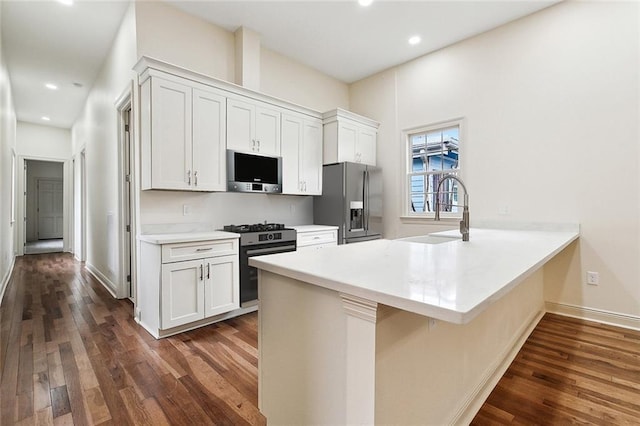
xmin=139 ymin=190 xmax=314 ymax=233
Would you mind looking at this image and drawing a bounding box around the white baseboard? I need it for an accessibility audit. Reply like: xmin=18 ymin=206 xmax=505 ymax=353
xmin=452 ymin=309 xmax=545 ymax=425
xmin=0 ymin=255 xmax=16 ymax=304
xmin=84 ymin=262 xmax=118 ymax=299
xmin=545 ymin=301 xmax=640 ymax=331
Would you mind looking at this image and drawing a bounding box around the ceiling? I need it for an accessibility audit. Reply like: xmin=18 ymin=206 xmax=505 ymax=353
xmin=1 ymin=0 xmax=558 ymax=130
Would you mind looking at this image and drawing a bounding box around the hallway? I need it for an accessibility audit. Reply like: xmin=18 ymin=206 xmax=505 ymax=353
xmin=0 ymin=253 xmax=264 ymax=425
xmin=24 ymin=239 xmax=64 ymax=255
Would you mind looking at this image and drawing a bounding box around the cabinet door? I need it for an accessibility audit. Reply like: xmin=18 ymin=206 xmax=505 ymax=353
xmin=204 ymin=255 xmax=239 ymax=318
xmin=337 ymin=121 xmax=358 ymax=163
xmin=301 ymin=118 xmax=323 ymax=195
xmin=151 ymin=78 xmax=193 ymax=190
xmin=161 ymin=259 xmax=204 ymax=329
xmin=357 ymin=126 xmax=377 ymax=166
xmin=227 ymin=98 xmax=255 ymax=152
xmin=192 ymin=88 xmax=226 ymax=191
xmin=281 ymin=114 xmax=303 ymax=194
xmin=255 ymin=104 xmax=281 ymax=156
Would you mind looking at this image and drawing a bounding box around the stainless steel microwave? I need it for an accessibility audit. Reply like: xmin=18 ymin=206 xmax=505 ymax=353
xmin=227 ymin=150 xmax=282 ymax=193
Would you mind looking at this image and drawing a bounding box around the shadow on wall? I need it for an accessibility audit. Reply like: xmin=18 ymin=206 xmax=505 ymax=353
xmin=543 ymin=240 xmax=581 ymax=306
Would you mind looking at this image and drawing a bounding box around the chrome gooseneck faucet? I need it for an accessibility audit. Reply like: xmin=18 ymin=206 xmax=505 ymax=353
xmin=434 ymin=175 xmax=470 ymax=241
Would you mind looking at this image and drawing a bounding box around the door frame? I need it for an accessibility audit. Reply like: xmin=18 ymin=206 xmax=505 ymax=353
xmin=17 ymin=155 xmax=70 ymax=256
xmin=116 ymin=84 xmax=137 ymax=301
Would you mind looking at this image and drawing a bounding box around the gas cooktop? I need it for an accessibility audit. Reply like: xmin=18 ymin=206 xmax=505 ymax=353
xmin=223 ymin=223 xmax=287 ymax=233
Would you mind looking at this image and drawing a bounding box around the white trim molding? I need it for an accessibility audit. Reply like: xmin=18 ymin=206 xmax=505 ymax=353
xmin=340 ymin=292 xmax=378 ymax=425
xmin=84 ymin=263 xmax=117 ymax=299
xmin=546 ymin=301 xmax=640 ymax=331
xmin=0 ymin=256 xmax=16 ymax=304
xmin=340 ymin=293 xmax=378 ymax=322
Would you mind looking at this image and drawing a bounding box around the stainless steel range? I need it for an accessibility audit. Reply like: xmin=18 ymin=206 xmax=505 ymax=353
xmin=223 ymin=223 xmax=296 ymax=306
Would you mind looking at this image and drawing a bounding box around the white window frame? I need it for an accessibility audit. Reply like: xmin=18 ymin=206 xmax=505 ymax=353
xmin=402 ymin=118 xmax=464 ymax=220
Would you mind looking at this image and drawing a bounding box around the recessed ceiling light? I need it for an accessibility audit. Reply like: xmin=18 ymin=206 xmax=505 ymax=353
xmin=358 ymin=0 xmax=373 ymax=6
xmin=408 ymin=35 xmax=422 ymax=45
xmin=42 ymin=116 xmax=51 ymax=121
xmin=45 ymin=83 xmax=58 ymax=90
xmin=57 ymin=0 xmax=73 ymax=5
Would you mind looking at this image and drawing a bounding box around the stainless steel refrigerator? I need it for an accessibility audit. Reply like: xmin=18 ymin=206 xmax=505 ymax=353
xmin=313 ymin=162 xmax=382 ymax=244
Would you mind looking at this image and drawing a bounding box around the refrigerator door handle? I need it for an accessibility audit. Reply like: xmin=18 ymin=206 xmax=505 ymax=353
xmin=364 ymin=170 xmax=369 ymax=231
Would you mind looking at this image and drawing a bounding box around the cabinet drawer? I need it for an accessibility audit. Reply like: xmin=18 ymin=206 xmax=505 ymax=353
xmin=162 ymin=239 xmax=238 ymax=263
xmin=297 ymin=230 xmax=337 ymax=247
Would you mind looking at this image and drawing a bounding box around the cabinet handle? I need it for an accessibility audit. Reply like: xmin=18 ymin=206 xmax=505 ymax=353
xmin=200 ymin=264 xmax=203 ymax=281
xmin=257 ymin=140 xmax=261 ymax=151
xmin=187 ymin=170 xmax=191 ymax=185
xmin=194 ymin=171 xmax=198 ymax=186
xmin=252 ymin=139 xmax=256 ymax=150
xmin=206 ymin=263 xmax=210 ymax=279
xmin=196 ymin=247 xmax=213 ymax=252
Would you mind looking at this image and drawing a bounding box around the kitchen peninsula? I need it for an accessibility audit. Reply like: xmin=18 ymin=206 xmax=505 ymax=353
xmin=250 ymin=225 xmax=579 ymax=425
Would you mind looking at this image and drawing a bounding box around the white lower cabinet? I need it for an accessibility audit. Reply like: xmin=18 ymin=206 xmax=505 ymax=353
xmin=138 ymin=236 xmax=239 ymax=337
xmin=291 ymin=225 xmax=338 ymax=251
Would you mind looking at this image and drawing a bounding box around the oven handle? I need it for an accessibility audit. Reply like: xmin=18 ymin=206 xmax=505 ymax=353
xmin=246 ymin=244 xmax=296 ymax=256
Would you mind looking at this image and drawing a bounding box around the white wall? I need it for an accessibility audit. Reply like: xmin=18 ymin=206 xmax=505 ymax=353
xmin=349 ymin=2 xmax=640 ymax=319
xmin=15 ymin=121 xmax=71 ymax=159
xmin=71 ymin=4 xmax=137 ymax=293
xmin=261 ymin=47 xmax=349 ymax=112
xmin=134 ymin=1 xmax=349 ymax=231
xmin=25 ymin=160 xmax=64 ymax=241
xmin=0 ymin=1 xmax=18 ymax=300
xmin=135 ymin=0 xmax=235 ymax=82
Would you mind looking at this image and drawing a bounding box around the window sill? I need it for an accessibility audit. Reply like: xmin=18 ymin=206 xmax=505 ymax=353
xmin=399 ymin=215 xmax=461 ymax=225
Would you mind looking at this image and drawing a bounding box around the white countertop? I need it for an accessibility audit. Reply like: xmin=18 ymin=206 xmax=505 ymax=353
xmin=250 ymin=226 xmax=579 ymax=324
xmin=138 ymin=231 xmax=239 ymax=245
xmin=290 ymin=225 xmax=339 ymax=233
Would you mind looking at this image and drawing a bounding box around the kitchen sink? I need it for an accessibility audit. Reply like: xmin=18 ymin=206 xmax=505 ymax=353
xmin=396 ymin=235 xmax=460 ymax=244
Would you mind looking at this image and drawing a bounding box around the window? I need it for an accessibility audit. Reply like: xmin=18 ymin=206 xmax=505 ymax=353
xmin=405 ymin=119 xmax=462 ymax=217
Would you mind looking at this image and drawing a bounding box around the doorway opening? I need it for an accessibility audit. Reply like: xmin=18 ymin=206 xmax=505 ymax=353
xmin=23 ymin=159 xmax=65 ymax=255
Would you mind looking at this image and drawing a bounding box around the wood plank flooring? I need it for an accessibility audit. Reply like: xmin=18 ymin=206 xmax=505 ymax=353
xmin=472 ymin=313 xmax=640 ymax=425
xmin=0 ymin=253 xmax=265 ymax=425
xmin=3 ymin=253 xmax=639 ymax=425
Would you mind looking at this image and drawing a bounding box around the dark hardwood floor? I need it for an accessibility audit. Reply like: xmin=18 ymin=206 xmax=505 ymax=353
xmin=0 ymin=253 xmax=265 ymax=425
xmin=2 ymin=253 xmax=639 ymax=425
xmin=472 ymin=313 xmax=640 ymax=425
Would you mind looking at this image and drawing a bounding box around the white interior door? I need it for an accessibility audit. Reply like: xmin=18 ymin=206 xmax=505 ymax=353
xmin=37 ymin=178 xmax=63 ymax=239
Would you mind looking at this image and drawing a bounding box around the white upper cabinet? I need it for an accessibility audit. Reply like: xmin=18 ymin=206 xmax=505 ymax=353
xmin=135 ymin=57 xmax=325 ymax=194
xmin=192 ymin=88 xmax=227 ymax=191
xmin=141 ymin=75 xmax=226 ymax=191
xmin=322 ymin=108 xmax=379 ymax=166
xmin=227 ymin=97 xmax=281 ymax=156
xmin=281 ymin=112 xmax=322 ymax=195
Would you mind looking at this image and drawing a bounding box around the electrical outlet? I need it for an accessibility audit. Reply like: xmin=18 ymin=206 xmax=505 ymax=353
xmin=586 ymin=271 xmax=599 ymax=285
xmin=183 ymin=204 xmax=191 ymax=216
xmin=498 ymin=205 xmax=510 ymax=215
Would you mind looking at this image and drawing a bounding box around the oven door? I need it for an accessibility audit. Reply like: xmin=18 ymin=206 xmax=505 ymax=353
xmin=240 ymin=241 xmax=297 ymax=305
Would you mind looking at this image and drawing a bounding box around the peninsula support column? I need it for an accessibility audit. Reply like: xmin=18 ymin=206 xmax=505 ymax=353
xmin=340 ymin=293 xmax=378 ymax=425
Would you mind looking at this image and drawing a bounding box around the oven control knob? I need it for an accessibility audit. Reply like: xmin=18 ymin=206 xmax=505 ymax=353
xmin=268 ymin=234 xmax=274 ymax=240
